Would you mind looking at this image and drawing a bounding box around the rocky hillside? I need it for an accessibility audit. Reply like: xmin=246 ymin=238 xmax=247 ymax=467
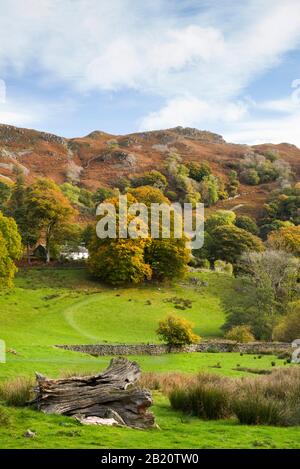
xmin=1 ymin=123 xmax=300 ymax=218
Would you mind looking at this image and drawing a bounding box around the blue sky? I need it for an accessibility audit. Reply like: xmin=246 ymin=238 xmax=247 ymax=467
xmin=0 ymin=0 xmax=300 ymax=145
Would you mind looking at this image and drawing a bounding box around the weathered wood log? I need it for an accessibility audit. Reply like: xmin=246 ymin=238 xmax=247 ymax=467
xmin=32 ymin=358 xmax=155 ymax=429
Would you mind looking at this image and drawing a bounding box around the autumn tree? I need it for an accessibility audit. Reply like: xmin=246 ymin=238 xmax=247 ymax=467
xmin=88 ymin=194 xmax=152 ymax=284
xmin=89 ymin=237 xmax=152 ymax=285
xmin=0 ymin=211 xmax=22 ymax=287
xmin=145 ymin=237 xmax=189 ymax=280
xmin=267 ymin=225 xmax=300 ymax=256
xmin=129 ymin=185 xmax=170 ymax=206
xmin=88 ymin=190 xmax=190 ymax=285
xmin=26 ymin=178 xmax=77 ymax=262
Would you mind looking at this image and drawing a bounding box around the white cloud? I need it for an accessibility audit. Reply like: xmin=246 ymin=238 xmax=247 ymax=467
xmin=140 ymin=95 xmax=248 ymax=130
xmin=0 ymin=107 xmax=37 ymax=127
xmin=223 ymin=109 xmax=300 ymax=146
xmin=0 ymin=0 xmax=299 ymax=96
xmin=85 ymin=25 xmax=225 ymax=92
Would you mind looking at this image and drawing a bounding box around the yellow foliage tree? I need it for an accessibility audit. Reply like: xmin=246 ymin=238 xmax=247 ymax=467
xmin=268 ymin=226 xmax=300 ymax=256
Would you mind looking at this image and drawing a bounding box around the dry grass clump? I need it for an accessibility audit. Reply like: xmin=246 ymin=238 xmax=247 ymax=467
xmin=169 ymin=373 xmax=234 ymax=420
xmin=142 ymin=367 xmax=300 ymax=426
xmin=232 ymin=368 xmax=300 ymax=426
xmin=139 ymin=372 xmax=197 ymax=394
xmin=0 ymin=376 xmax=34 ymax=407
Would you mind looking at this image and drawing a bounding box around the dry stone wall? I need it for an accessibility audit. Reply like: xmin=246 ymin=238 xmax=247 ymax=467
xmin=56 ymin=340 xmax=292 ymax=356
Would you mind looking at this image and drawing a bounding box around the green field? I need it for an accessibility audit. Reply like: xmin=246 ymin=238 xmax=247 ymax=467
xmin=0 ymin=267 xmax=299 ymax=449
xmin=0 ymin=268 xmax=231 ymax=347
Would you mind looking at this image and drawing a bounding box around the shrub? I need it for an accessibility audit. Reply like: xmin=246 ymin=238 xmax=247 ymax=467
xmin=235 ymin=216 xmax=259 ymax=235
xmin=199 ymin=175 xmax=220 ymax=206
xmin=131 ymin=170 xmax=167 ymax=191
xmin=188 ymin=161 xmax=211 ymax=182
xmin=232 ymin=394 xmax=284 ymax=425
xmin=201 ymin=258 xmax=211 ymax=269
xmin=273 ymin=301 xmax=300 ymax=342
xmin=240 ymin=168 xmax=260 ymax=185
xmin=129 ymin=185 xmax=170 ymax=206
xmin=165 ymin=190 xmax=177 ymax=201
xmin=92 ymin=186 xmax=117 ymax=205
xmin=156 ymin=315 xmax=200 ymax=346
xmin=0 ymin=377 xmax=34 ymax=406
xmin=139 ymin=373 xmax=197 ymax=394
xmin=226 ymin=170 xmax=239 ymax=197
xmin=214 ymin=259 xmax=233 ymax=275
xmin=225 ymin=325 xmax=255 ymax=343
xmin=232 ymin=368 xmax=300 ymax=426
xmin=151 ymin=367 xmax=300 ymax=427
xmin=205 ymin=210 xmax=236 ymax=233
xmin=169 ymin=373 xmax=232 ymax=420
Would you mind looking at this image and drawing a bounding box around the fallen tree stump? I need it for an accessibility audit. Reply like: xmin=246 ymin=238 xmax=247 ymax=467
xmin=32 ymin=358 xmax=155 ymax=429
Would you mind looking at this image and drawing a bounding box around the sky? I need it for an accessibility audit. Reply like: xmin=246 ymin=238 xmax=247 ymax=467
xmin=0 ymin=0 xmax=300 ymax=145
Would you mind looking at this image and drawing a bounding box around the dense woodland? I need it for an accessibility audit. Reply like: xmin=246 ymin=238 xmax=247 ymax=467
xmin=1 ymin=148 xmax=300 ymax=344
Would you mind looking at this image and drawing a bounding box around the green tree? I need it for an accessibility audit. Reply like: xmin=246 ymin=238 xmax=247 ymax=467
xmin=259 ymin=220 xmax=293 ymax=240
xmin=145 ymin=238 xmax=190 ymax=280
xmin=199 ymin=175 xmax=219 ymax=206
xmin=113 ymin=176 xmax=131 ymax=192
xmin=209 ymin=225 xmax=263 ymax=265
xmin=0 ymin=181 xmax=12 ymax=210
xmin=188 ymin=161 xmax=211 ymax=182
xmin=223 ymin=250 xmax=300 ymax=340
xmin=263 ymin=185 xmax=300 ymax=225
xmin=131 ymin=170 xmax=167 ymax=191
xmin=78 ymin=188 xmax=94 ymax=209
xmin=205 ymin=210 xmax=236 ymax=232
xmin=226 ymin=170 xmax=239 ymax=197
xmin=235 ymin=215 xmax=259 ymax=235
xmin=60 ymin=183 xmax=81 ymax=204
xmin=8 ymin=174 xmax=40 ymax=263
xmin=0 ymin=211 xmax=22 ymax=287
xmin=92 ymin=186 xmax=118 ymax=205
xmin=273 ymin=301 xmax=300 ymax=342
